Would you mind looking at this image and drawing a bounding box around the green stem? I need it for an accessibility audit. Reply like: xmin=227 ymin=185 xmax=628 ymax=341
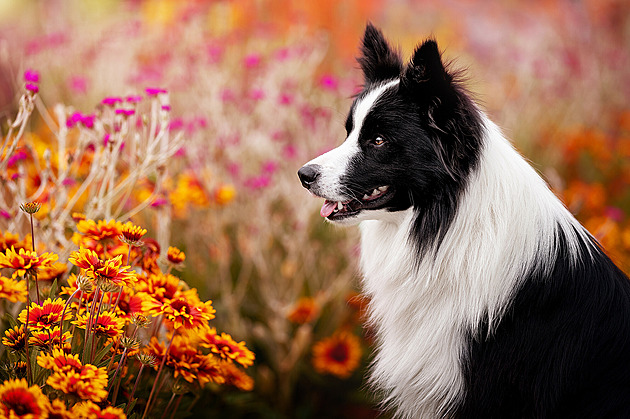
xmin=29 ymin=214 xmax=40 ymax=303
xmin=126 ymin=363 xmax=146 ymax=416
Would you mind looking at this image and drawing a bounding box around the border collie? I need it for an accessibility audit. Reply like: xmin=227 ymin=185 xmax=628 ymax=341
xmin=298 ymin=24 xmax=630 ymax=418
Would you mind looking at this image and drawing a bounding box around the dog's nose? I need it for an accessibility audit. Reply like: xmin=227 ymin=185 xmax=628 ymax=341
xmin=298 ymin=165 xmax=320 ymax=188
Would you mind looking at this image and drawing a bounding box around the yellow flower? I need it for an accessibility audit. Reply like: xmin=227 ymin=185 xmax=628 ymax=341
xmin=0 ymin=275 xmax=27 ymax=303
xmin=312 ymin=331 xmax=363 ymax=379
xmin=0 ymin=247 xmax=58 ymax=279
xmin=37 ymin=349 xmax=108 ymax=402
xmin=69 ymin=248 xmax=137 ymax=287
xmin=71 ymin=401 xmax=126 ymax=418
xmin=0 ymin=378 xmax=50 ymax=419
xmin=214 ymin=184 xmax=236 ymax=205
xmin=199 ymin=326 xmax=255 ymax=368
xmin=18 ymin=298 xmax=71 ymax=330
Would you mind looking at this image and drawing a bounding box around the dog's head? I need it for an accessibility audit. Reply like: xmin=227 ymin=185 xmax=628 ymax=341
xmin=298 ymin=23 xmax=482 ymax=228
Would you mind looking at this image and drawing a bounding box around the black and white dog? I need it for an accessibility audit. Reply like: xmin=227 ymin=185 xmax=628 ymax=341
xmin=298 ymin=24 xmax=630 ymax=418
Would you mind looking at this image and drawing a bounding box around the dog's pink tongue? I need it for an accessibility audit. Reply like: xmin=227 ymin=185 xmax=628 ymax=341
xmin=320 ymin=200 xmax=336 ymax=217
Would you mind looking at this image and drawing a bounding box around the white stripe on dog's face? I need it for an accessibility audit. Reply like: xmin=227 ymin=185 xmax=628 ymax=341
xmin=305 ymin=79 xmax=400 ymax=201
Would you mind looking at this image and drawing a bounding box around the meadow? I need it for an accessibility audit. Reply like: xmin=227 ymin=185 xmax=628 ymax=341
xmin=0 ymin=1 xmax=628 ymax=417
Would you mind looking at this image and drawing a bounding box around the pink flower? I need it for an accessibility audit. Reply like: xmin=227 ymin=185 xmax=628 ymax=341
xmin=145 ymin=87 xmax=168 ymax=96
xmin=221 ymin=89 xmax=235 ymax=102
xmin=175 ymin=147 xmax=186 ymax=157
xmin=250 ymin=89 xmax=265 ymax=100
xmin=81 ymin=114 xmax=95 ymax=128
xmin=69 ymin=76 xmax=87 ymax=94
xmin=275 ymin=48 xmax=291 ymax=61
xmin=282 ymin=144 xmax=297 ymax=159
xmin=262 ymin=160 xmax=278 ymax=175
xmin=244 ymin=53 xmax=261 ymax=68
xmin=207 ymin=45 xmax=224 ymax=64
xmin=161 ymin=105 xmax=171 ymax=111
xmin=0 ymin=209 xmax=11 ymax=219
xmin=320 ymin=74 xmax=339 ymax=90
xmin=151 ymin=196 xmax=168 ymax=207
xmin=244 ymin=175 xmax=271 ymax=190
xmin=102 ymin=97 xmax=123 ymax=106
xmin=7 ymin=150 xmax=27 ymax=167
xmin=115 ymin=109 xmax=135 ymax=116
xmin=278 ymin=93 xmax=293 ymax=105
xmin=24 ymin=70 xmax=39 ymax=83
xmin=62 ymin=178 xmax=77 ymax=187
xmin=169 ymin=118 xmax=184 ymax=131
xmin=103 ymin=134 xmax=111 ymax=147
xmin=25 ymin=83 xmax=39 ymax=93
xmin=126 ymin=95 xmax=143 ymax=103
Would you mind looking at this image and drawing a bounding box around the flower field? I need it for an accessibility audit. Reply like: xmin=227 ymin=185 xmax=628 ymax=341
xmin=0 ymin=0 xmax=628 ymax=417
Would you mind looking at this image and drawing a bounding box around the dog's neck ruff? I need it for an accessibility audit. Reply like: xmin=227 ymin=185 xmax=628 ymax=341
xmin=359 ymin=115 xmax=592 ymax=418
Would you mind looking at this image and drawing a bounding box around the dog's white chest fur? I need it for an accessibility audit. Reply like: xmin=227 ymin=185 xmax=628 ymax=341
xmin=360 ymin=212 xmax=467 ymax=418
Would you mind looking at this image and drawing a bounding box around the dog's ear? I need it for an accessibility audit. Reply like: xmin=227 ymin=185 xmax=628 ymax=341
xmin=357 ymin=23 xmax=403 ymax=84
xmin=401 ymin=39 xmax=454 ymax=106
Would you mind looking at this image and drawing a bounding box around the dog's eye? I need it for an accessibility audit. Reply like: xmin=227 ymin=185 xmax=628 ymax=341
xmin=373 ymin=136 xmax=385 ymax=147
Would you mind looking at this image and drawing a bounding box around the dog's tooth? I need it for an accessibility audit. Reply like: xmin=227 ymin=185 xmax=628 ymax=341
xmin=378 ymin=186 xmax=388 ymax=192
xmin=337 ymin=201 xmax=343 ymax=210
xmin=371 ymin=189 xmax=380 ymax=196
xmin=363 ymin=194 xmax=370 ymax=200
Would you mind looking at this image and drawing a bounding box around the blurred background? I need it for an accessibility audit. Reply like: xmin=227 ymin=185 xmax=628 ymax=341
xmin=0 ymin=0 xmax=629 ymax=417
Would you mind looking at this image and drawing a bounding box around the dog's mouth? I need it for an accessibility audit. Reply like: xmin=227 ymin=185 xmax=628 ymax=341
xmin=320 ymin=185 xmax=395 ymax=221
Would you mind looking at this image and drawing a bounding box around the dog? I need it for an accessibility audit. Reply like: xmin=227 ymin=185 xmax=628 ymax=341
xmin=298 ymin=23 xmax=630 ymax=418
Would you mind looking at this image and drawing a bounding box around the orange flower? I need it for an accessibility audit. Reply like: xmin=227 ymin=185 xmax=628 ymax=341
xmin=37 ymin=349 xmax=108 ymax=402
xmin=0 ymin=230 xmax=30 ymax=253
xmin=72 ymin=310 xmax=125 ymax=339
xmin=146 ymin=294 xmax=215 ymax=330
xmin=221 ymin=362 xmax=254 ymax=391
xmin=37 ymin=261 xmax=68 ymax=282
xmin=0 ymin=246 xmax=58 ymax=278
xmin=0 ymin=378 xmax=50 ymax=419
xmin=287 ymin=297 xmax=320 ymax=324
xmin=145 ymin=335 xmax=217 ymax=385
xmin=199 ymin=326 xmax=255 ymax=368
xmin=72 ymin=219 xmax=126 ymax=258
xmin=75 ymin=219 xmax=124 ymax=242
xmin=135 ymin=272 xmax=181 ymax=303
xmin=312 ymin=331 xmax=363 ymax=379
xmin=120 ymin=222 xmax=147 ymax=246
xmin=2 ymin=324 xmax=26 ymax=353
xmin=69 ymin=248 xmax=137 ymax=287
xmin=47 ymin=398 xmax=73 ymax=419
xmin=0 ymin=275 xmax=27 ymax=303
xmin=18 ymin=298 xmax=71 ymax=330
xmin=71 ymin=401 xmax=126 ymax=419
xmin=166 ymin=246 xmax=185 ymax=265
